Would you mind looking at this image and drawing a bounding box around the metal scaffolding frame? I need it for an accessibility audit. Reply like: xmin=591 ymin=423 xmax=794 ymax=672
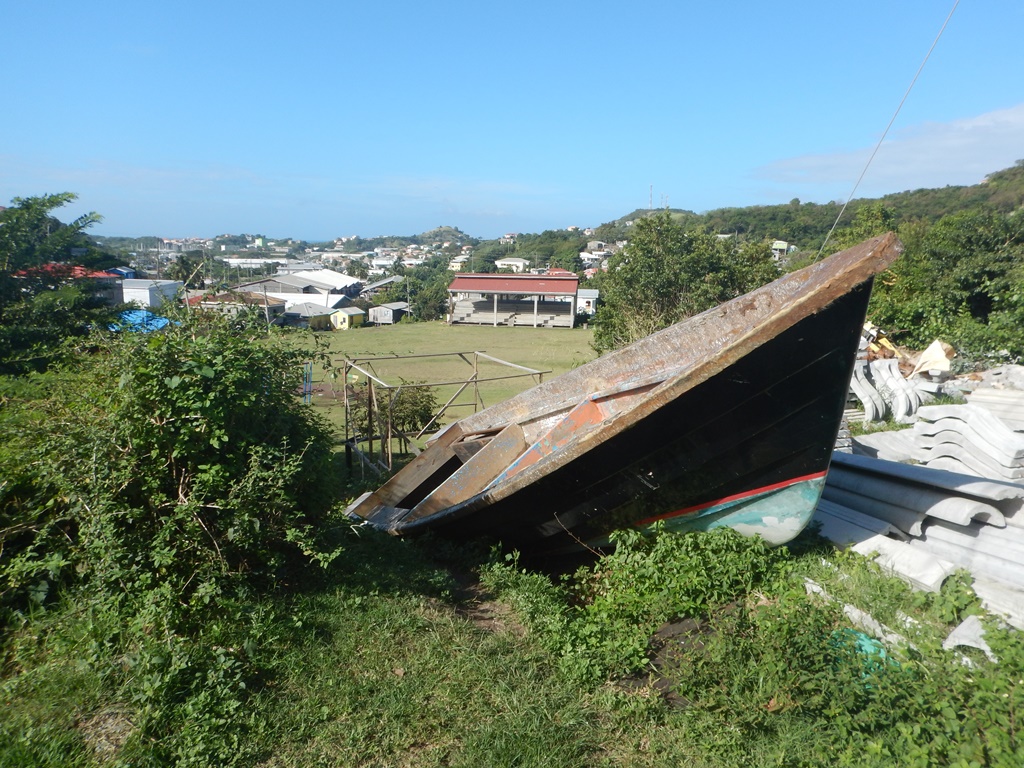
xmin=338 ymin=351 xmax=549 ymax=472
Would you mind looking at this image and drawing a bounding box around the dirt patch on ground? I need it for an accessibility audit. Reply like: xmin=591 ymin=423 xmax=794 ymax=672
xmin=450 ymin=572 xmax=527 ymax=637
xmin=78 ymin=707 xmax=134 ymax=763
xmin=459 ymin=595 xmax=527 ymax=636
xmin=616 ymin=614 xmax=725 ymax=708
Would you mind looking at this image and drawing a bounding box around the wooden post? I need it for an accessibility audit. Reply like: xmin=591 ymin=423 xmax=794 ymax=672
xmin=367 ymin=379 xmax=374 ymax=461
xmin=474 ymin=353 xmax=480 ymax=412
xmin=385 ymin=385 xmax=393 ymax=469
xmin=343 ymin=360 xmax=352 ymax=468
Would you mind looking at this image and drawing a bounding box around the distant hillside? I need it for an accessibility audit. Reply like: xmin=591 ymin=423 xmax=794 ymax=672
xmin=700 ymin=200 xmax=846 ymax=246
xmin=586 ymin=209 xmax=701 ymax=243
xmin=417 ymin=225 xmax=472 ymax=243
xmin=614 ymin=208 xmax=702 ymax=227
xmin=340 ymin=226 xmax=476 ymax=252
xmin=876 ymin=161 xmax=1024 ymax=222
xmin=698 ymin=161 xmax=1024 ymax=247
xmin=93 ymin=235 xmax=165 ymax=252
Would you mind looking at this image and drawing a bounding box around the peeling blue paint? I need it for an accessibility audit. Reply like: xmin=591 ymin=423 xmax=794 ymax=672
xmin=642 ymin=476 xmax=826 ymax=545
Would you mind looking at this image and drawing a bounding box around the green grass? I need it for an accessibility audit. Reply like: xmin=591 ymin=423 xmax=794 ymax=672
xmin=0 ymin=605 xmax=118 ymax=767
xmin=306 ymin=321 xmax=596 ymax=437
xmin=5 ymin=527 xmax=1024 ymax=767
xmin=248 ymin=531 xmax=599 ymax=767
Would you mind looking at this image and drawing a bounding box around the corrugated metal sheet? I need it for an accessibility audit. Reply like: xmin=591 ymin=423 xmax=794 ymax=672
xmin=967 ymin=388 xmax=1024 ymax=431
xmin=448 ymin=273 xmax=579 ymax=296
xmin=815 ymin=451 xmax=1024 ymax=628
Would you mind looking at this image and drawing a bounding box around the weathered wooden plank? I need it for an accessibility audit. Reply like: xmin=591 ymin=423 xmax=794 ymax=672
xmin=409 ymin=424 xmax=526 ymax=518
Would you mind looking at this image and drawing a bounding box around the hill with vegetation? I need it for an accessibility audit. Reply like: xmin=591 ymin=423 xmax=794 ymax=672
xmin=590 ymin=162 xmax=1024 ymax=249
xmin=876 ymin=162 xmax=1024 ymax=223
xmin=339 ymin=225 xmax=475 ymax=253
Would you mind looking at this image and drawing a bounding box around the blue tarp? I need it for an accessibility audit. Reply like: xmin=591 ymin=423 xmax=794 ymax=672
xmin=110 ymin=310 xmax=172 ymax=333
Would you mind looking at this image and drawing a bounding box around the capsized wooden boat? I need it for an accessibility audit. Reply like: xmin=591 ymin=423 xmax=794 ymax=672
xmin=346 ymin=233 xmax=902 ymax=554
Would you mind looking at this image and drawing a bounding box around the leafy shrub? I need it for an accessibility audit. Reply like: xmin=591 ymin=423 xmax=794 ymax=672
xmin=1 ymin=311 xmax=346 ymax=763
xmin=912 ymin=569 xmax=983 ymax=625
xmin=665 ymin=592 xmax=850 ymax=729
xmin=2 ymin=312 xmax=343 ymax=618
xmin=867 ymin=209 xmax=1024 ymax=361
xmin=483 ymin=527 xmax=789 ymax=684
xmin=560 ymin=527 xmax=789 ymax=681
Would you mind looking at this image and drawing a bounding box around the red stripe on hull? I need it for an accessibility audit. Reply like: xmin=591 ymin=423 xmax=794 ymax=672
xmin=636 ymin=470 xmax=828 ymax=526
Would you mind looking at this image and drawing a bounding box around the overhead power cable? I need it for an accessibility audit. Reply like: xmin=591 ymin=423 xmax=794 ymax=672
xmin=817 ymin=0 xmax=961 ymax=259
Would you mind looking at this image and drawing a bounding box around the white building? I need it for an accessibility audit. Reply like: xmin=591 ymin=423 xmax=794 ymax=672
xmin=577 ymin=287 xmax=599 ymax=315
xmin=122 ymin=279 xmax=182 ymax=308
xmin=291 ymin=269 xmax=362 ymax=294
xmin=494 ymin=257 xmax=531 ymax=273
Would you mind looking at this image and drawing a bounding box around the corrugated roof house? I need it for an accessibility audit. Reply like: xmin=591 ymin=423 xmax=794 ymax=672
xmin=333 ymin=306 xmax=366 ymax=330
xmin=368 ymin=301 xmax=410 ymax=325
xmin=447 ymin=273 xmax=578 ymax=328
xmin=283 ymin=302 xmax=337 ymax=330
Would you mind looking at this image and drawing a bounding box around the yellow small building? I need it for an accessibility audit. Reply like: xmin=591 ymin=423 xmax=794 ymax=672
xmin=333 ymin=306 xmax=366 ymax=330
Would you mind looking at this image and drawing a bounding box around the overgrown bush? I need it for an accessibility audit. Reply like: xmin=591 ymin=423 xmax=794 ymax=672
xmin=345 ymin=378 xmax=439 ymax=455
xmin=2 ymin=311 xmax=342 ymax=616
xmin=1 ymin=310 xmax=346 ymax=763
xmin=867 ymin=209 xmax=1024 ymax=361
xmin=483 ymin=527 xmax=789 ymax=683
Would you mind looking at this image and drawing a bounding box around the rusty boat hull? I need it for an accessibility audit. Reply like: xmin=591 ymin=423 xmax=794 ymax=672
xmin=345 ymin=234 xmax=902 ymax=555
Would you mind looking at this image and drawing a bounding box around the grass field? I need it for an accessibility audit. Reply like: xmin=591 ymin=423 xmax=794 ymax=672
xmin=307 ymin=321 xmax=597 ymax=436
xmin=9 ymin=527 xmax=1016 ymax=767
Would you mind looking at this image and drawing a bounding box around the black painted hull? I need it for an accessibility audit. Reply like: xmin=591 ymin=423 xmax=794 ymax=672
xmin=346 ymin=235 xmax=902 ymax=555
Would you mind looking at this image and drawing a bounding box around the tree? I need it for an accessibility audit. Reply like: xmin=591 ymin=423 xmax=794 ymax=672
xmin=550 ymin=238 xmax=584 ymax=272
xmin=411 ymin=275 xmax=450 ymax=321
xmin=377 ymin=261 xmax=452 ymax=321
xmin=0 ymin=193 xmax=101 ymax=276
xmin=827 ymin=203 xmax=897 ymax=254
xmin=592 ymin=212 xmax=779 ymax=354
xmin=868 ymin=210 xmax=1024 ymax=360
xmin=0 ymin=193 xmax=114 ymax=375
xmin=389 ymin=381 xmax=440 ymax=453
xmin=346 ymin=379 xmax=439 ymax=455
xmin=347 ymin=258 xmax=369 ymax=280
xmin=165 ymin=251 xmax=206 ymax=289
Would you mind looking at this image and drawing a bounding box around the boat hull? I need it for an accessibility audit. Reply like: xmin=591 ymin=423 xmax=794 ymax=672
xmin=348 ymin=235 xmax=902 ymax=555
xmin=392 ymin=283 xmax=869 ymax=553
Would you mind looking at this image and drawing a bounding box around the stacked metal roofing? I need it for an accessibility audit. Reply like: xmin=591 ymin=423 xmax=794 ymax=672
xmin=815 ymin=364 xmax=1024 ymax=629
xmin=912 ymin=404 xmax=1024 ymax=480
xmin=965 ymin=387 xmax=1024 ymax=431
xmin=850 ymin=358 xmax=924 ymax=423
xmin=815 ymin=451 xmax=1024 ymax=628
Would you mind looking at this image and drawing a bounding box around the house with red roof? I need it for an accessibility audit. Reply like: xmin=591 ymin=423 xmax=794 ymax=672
xmin=447 ymin=273 xmax=578 ymax=328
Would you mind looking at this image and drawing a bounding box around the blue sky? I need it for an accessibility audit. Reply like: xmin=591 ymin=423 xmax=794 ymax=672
xmin=2 ymin=0 xmax=1022 ymax=241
